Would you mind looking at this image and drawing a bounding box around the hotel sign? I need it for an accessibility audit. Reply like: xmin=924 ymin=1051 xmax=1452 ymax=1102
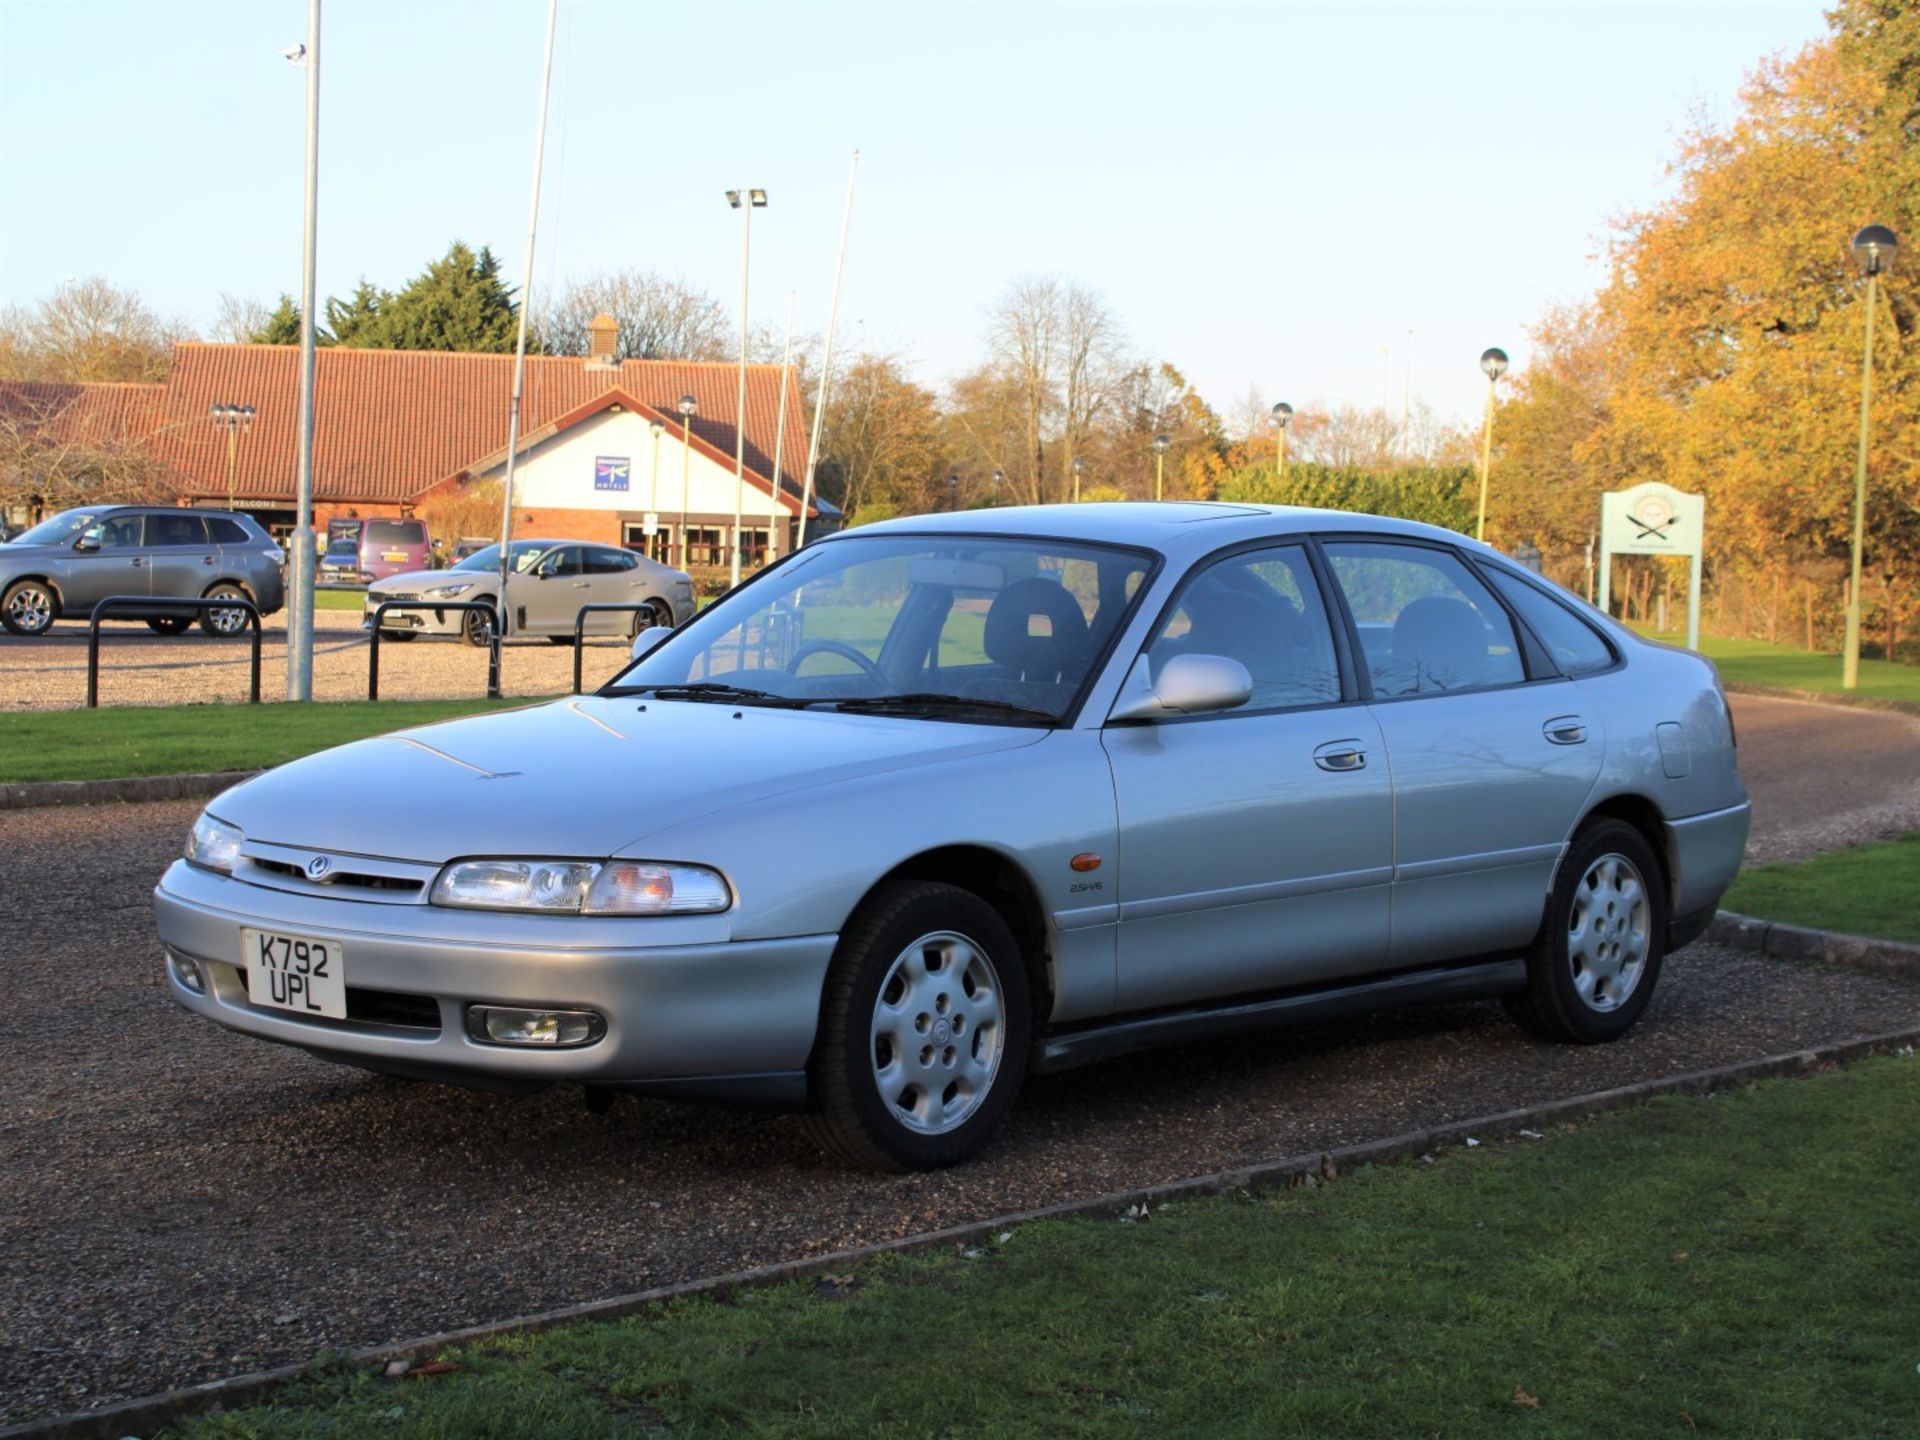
xmin=594 ymin=456 xmax=631 ymax=492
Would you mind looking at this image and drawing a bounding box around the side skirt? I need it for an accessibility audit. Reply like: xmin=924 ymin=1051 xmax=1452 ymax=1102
xmin=1034 ymin=958 xmax=1528 ymax=1075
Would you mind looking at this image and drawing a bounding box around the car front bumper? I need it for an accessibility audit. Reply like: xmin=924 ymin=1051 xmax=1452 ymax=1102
xmin=364 ymin=604 xmax=469 ymax=636
xmin=154 ymin=860 xmax=836 ymax=1096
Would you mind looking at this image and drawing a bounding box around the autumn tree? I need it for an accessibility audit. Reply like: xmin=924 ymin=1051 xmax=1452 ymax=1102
xmin=817 ymin=352 xmax=948 ymax=520
xmin=536 ymin=271 xmax=730 ymax=361
xmin=0 ymin=279 xmax=187 ymax=382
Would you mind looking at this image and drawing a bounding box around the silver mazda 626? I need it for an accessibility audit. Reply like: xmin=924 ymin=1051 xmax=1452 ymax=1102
xmin=155 ymin=504 xmax=1750 ymax=1169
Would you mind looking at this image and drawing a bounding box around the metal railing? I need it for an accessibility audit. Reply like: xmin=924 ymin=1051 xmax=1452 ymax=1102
xmin=570 ymin=602 xmax=662 ymax=695
xmin=367 ymin=600 xmax=502 ymax=701
xmin=88 ymin=594 xmax=260 ymax=709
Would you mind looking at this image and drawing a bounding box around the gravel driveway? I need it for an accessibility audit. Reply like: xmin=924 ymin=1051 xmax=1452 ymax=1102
xmin=3 ymin=798 xmax=1918 ymax=1424
xmin=0 ymin=613 xmax=634 ymax=710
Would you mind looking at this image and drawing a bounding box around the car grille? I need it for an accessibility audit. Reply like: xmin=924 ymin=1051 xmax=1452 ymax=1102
xmin=236 ymin=843 xmax=440 ymax=905
xmin=375 ymin=591 xmax=421 ymax=604
xmin=345 ymin=986 xmax=442 ymax=1031
xmin=248 ymin=856 xmax=425 ymax=897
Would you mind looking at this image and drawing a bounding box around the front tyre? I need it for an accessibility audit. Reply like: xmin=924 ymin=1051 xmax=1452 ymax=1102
xmin=1510 ymin=818 xmax=1667 ymax=1044
xmin=2 ymin=579 xmax=56 ymax=636
xmin=461 ymin=601 xmax=497 ymax=648
xmin=805 ymin=882 xmax=1031 ymax=1171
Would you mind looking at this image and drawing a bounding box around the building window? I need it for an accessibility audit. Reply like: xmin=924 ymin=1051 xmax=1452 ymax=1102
xmin=737 ymin=527 xmax=771 ymax=566
xmin=684 ymin=527 xmax=725 ymax=568
xmin=624 ymin=521 xmax=673 ymax=563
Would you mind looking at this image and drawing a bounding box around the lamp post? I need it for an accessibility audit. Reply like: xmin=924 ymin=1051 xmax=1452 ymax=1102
xmin=1072 ymin=456 xmax=1086 ymax=503
xmin=1152 ymin=433 xmax=1171 ymax=501
xmin=725 ymin=187 xmax=767 ymax=587
xmin=1844 ymin=225 xmax=1898 ymax=688
xmin=208 ymin=403 xmax=257 ymax=509
xmin=676 ymin=393 xmax=697 ymax=570
xmin=1271 ymin=402 xmax=1293 ymax=479
xmin=1475 ymin=347 xmax=1509 ymax=542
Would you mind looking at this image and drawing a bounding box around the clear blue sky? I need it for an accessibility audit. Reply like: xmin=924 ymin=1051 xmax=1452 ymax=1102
xmin=0 ymin=0 xmax=1829 ymax=426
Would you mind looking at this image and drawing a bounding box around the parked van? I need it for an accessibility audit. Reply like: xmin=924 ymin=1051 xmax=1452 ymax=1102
xmin=318 ymin=517 xmax=433 ymax=586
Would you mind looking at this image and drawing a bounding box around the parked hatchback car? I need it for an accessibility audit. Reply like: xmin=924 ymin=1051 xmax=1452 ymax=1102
xmin=1 ymin=505 xmax=285 ymax=637
xmin=364 ymin=539 xmax=694 ymax=646
xmin=318 ymin=517 xmax=433 ymax=586
xmin=155 ymin=504 xmax=1749 ymax=1169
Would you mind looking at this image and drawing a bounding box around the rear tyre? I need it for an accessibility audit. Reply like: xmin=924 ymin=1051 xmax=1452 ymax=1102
xmin=546 ymin=634 xmax=576 ymax=647
xmin=1509 ymin=818 xmax=1667 ymax=1044
xmin=2 ymin=579 xmax=56 ymax=636
xmin=635 ymin=598 xmax=674 ymax=634
xmin=382 ymin=629 xmax=417 ymax=642
xmin=461 ymin=602 xmax=497 ymax=648
xmin=804 ymin=881 xmax=1030 ymax=1172
xmin=198 ymin=583 xmax=251 ymax=637
xmin=146 ymin=616 xmax=192 ymax=636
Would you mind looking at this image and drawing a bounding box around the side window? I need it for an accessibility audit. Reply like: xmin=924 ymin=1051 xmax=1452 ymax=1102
xmin=1324 ymin=541 xmax=1525 ymax=698
xmin=537 ymin=545 xmax=584 ymax=578
xmin=1147 ymin=544 xmax=1341 ymax=711
xmin=206 ymin=517 xmax=252 ymax=545
xmin=1484 ymin=568 xmax=1616 ymax=676
xmin=83 ymin=515 xmax=145 ymax=549
xmin=585 ymin=547 xmax=638 ymax=574
xmin=148 ymin=513 xmax=209 ymax=547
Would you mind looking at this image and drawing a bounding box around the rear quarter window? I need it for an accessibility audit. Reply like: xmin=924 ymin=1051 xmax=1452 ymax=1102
xmin=206 ymin=518 xmax=252 ymax=544
xmin=1484 ymin=568 xmax=1617 ymax=676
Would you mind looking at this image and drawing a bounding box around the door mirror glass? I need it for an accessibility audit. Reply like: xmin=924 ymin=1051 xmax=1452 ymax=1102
xmin=73 ymin=535 xmax=100 ymax=553
xmin=1109 ymin=653 xmax=1253 ymax=723
xmin=630 ymin=626 xmax=675 ymax=661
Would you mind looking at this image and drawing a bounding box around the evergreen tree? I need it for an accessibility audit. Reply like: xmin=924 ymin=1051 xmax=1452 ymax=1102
xmin=366 ymin=243 xmax=526 ymax=353
xmin=323 ymin=280 xmax=386 ymax=346
xmin=249 ymin=294 xmax=304 ymax=345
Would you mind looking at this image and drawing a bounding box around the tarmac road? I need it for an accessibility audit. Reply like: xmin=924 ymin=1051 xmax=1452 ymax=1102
xmin=1730 ymin=693 xmax=1920 ymax=863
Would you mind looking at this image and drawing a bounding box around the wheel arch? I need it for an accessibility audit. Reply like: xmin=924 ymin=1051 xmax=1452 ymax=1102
xmin=3 ymin=572 xmax=65 ymax=614
xmin=1571 ymin=793 xmax=1676 ymax=906
xmin=849 ymin=845 xmax=1056 ymax=1024
xmin=201 ymin=576 xmax=256 ymax=603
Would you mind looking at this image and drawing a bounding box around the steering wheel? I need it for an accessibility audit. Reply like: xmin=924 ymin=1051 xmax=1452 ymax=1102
xmin=786 ymin=640 xmax=885 ymax=679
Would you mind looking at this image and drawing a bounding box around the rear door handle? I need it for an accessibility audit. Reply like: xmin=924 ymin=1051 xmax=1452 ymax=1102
xmin=202 ymin=554 xmax=217 ymax=565
xmin=1543 ymin=716 xmax=1588 ymax=746
xmin=129 ymin=557 xmax=145 ymax=568
xmin=1313 ymin=740 xmax=1368 ymax=772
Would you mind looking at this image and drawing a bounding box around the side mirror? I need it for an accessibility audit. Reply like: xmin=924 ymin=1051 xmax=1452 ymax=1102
xmin=629 ymin=626 xmax=675 ymax=661
xmin=73 ymin=536 xmax=100 ymax=553
xmin=1108 ymin=653 xmax=1253 ymax=724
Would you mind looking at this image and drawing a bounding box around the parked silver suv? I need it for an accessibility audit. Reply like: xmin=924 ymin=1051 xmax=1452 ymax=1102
xmin=0 ymin=505 xmax=286 ymax=636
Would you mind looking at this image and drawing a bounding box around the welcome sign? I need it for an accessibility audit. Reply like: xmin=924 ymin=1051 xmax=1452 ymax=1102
xmin=594 ymin=456 xmax=631 ymax=492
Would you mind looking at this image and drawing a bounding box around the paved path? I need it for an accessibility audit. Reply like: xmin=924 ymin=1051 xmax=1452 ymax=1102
xmin=1729 ymin=694 xmax=1920 ymax=863
xmin=3 ymin=796 xmax=1919 ymax=1424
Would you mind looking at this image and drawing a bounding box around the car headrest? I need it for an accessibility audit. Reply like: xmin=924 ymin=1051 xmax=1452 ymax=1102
xmin=983 ymin=578 xmax=1090 ymax=675
xmin=1391 ymin=595 xmax=1489 ymax=690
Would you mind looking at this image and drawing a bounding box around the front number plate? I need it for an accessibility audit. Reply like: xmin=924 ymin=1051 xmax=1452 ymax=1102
xmin=242 ymin=927 xmax=347 ymax=1020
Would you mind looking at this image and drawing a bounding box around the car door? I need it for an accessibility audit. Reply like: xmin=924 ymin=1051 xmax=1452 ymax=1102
xmin=1320 ymin=538 xmax=1604 ymax=966
xmin=517 ymin=544 xmax=586 ymax=633
xmin=145 ymin=511 xmax=216 ymax=602
xmin=580 ymin=545 xmax=641 ymax=635
xmin=1104 ymin=541 xmax=1393 ymax=1013
xmin=63 ymin=512 xmax=150 ymax=612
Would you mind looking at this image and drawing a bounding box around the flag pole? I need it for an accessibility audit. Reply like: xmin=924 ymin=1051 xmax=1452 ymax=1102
xmin=493 ymin=0 xmax=560 ymax=673
xmin=768 ymin=290 xmax=795 ymax=560
xmin=798 ymin=149 xmax=858 ymax=547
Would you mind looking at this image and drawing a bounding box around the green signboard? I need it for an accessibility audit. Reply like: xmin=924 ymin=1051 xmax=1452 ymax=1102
xmin=1598 ymin=481 xmax=1705 ymax=651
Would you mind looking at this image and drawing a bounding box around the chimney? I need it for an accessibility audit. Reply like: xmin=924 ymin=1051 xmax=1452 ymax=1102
xmin=586 ymin=312 xmax=618 ymax=368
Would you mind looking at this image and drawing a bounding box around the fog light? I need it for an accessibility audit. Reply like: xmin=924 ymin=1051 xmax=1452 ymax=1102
xmin=466 ymin=1005 xmax=604 ymax=1048
xmin=169 ymin=952 xmax=205 ymax=994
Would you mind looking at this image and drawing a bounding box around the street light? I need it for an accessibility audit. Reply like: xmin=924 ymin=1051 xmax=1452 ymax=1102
xmin=725 ymin=187 xmax=768 ymax=587
xmin=1071 ymin=455 xmax=1087 ymax=503
xmin=1270 ymin=402 xmax=1293 ymax=480
xmin=1844 ymin=224 xmax=1898 ymax=690
xmin=1151 ymin=433 xmax=1171 ymax=501
xmin=208 ymin=403 xmax=257 ymax=510
xmin=1475 ymin=347 xmax=1509 ymax=542
xmin=677 ymin=393 xmax=697 ymax=570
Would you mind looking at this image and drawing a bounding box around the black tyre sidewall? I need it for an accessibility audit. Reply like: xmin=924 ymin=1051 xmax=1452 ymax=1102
xmin=812 ymin=884 xmax=1031 ymax=1170
xmin=1531 ymin=820 xmax=1668 ymax=1042
xmin=2 ymin=580 xmax=55 ymax=636
xmin=461 ymin=603 xmax=496 ymax=648
xmin=146 ymin=617 xmax=192 ymax=635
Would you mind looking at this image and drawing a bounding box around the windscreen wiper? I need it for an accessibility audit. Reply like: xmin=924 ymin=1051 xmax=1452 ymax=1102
xmin=819 ymin=693 xmax=1057 ymax=724
xmin=603 ymin=681 xmax=808 ymax=707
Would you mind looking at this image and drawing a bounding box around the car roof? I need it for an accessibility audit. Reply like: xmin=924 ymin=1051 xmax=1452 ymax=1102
xmin=837 ymin=502 xmax=1493 ymax=558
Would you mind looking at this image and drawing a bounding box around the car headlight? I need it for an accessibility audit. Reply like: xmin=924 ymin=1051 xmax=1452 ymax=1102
xmin=424 ymin=580 xmax=474 ymax=599
xmin=430 ymin=859 xmax=731 ymax=915
xmin=185 ymin=813 xmax=243 ymax=873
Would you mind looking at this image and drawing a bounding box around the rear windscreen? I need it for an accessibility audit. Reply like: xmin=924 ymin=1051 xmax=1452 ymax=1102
xmin=368 ymin=520 xmax=425 ymax=545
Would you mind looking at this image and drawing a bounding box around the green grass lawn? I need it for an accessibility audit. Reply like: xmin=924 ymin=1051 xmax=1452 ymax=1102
xmin=0 ymin=698 xmax=527 ymax=783
xmin=1637 ymin=627 xmax=1920 ymax=704
xmin=1724 ymin=831 xmax=1920 ymax=945
xmin=169 ymin=1056 xmax=1920 ymax=1440
xmin=313 ymin=589 xmax=366 ymax=612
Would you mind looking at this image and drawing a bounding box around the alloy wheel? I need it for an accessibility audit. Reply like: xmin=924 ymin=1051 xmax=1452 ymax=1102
xmin=6 ymin=584 xmax=53 ymax=634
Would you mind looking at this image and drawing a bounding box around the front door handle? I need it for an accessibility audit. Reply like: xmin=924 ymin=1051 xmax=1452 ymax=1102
xmin=1543 ymin=716 xmax=1588 ymax=746
xmin=1313 ymin=740 xmax=1368 ymax=772
xmin=202 ymin=554 xmax=217 ymax=565
xmin=129 ymin=557 xmax=146 ymax=568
